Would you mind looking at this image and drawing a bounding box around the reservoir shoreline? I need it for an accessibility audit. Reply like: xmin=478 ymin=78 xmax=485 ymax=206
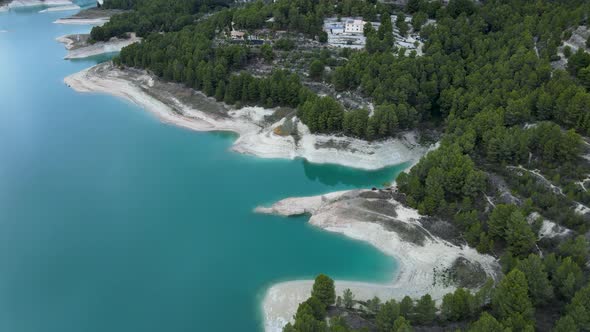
xmin=55 ymin=10 xmax=498 ymax=332
xmin=1 ymin=6 xmax=407 ymax=332
xmin=64 ymin=60 xmax=500 ymax=332
xmin=65 ymin=62 xmax=432 ymax=171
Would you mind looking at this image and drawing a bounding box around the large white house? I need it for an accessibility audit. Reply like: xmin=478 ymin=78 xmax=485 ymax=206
xmin=344 ymin=19 xmax=365 ymax=34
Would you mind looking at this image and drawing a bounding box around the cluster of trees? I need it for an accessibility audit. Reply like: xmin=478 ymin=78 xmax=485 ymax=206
xmin=298 ymin=259 xmax=589 ymax=331
xmin=556 ymin=282 xmax=590 ymax=331
xmin=299 ymin=96 xmax=344 ymax=134
xmin=284 ymin=274 xmax=415 ymax=332
xmin=482 ymin=122 xmax=581 ymax=166
xmin=217 ymin=0 xmax=387 ymax=40
xmin=475 ymin=226 xmax=588 ymax=329
xmin=116 ymin=22 xmax=323 ymax=110
xmin=300 ymin=98 xmax=420 ymax=140
xmin=308 ymin=0 xmax=590 ymax=143
xmin=511 ymin=243 xmax=587 ymax=301
xmin=536 ymin=70 xmax=590 ymax=136
xmin=91 ymin=0 xmax=231 ymax=41
xmin=487 ymin=205 xmax=536 ymax=258
xmin=398 ymin=150 xmax=587 ymax=256
xmin=330 ymin=50 xmax=438 ymax=119
xmin=405 ymin=0 xmax=442 ymax=19
xmin=388 ymin=0 xmax=590 ymax=261
xmin=233 ymin=0 xmax=322 ymax=37
xmin=502 ymin=170 xmax=587 ymax=231
xmin=397 ymin=144 xmax=486 ymax=217
xmin=567 ymin=48 xmax=590 ymax=88
xmin=364 ymin=13 xmax=394 ymax=54
xmin=370 ymin=296 xmax=428 ymax=331
xmin=283 ymin=274 xmax=354 ymax=332
xmin=395 ymin=13 xmax=409 ymax=37
xmin=98 ymin=0 xmax=390 ymax=42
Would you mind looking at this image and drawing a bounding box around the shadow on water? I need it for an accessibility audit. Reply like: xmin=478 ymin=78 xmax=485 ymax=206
xmin=302 ymin=159 xmax=409 ymax=187
xmin=69 ymin=51 xmax=119 ymax=64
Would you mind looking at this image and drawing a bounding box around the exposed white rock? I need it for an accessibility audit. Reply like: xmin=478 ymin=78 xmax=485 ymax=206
xmin=234 ymin=121 xmax=426 ymax=170
xmin=540 ymin=220 xmax=571 ymax=239
xmin=528 ymin=212 xmax=572 ymax=239
xmin=508 ymin=165 xmax=590 ymax=215
xmin=65 ymin=62 xmax=433 ymax=170
xmin=575 ymin=203 xmax=590 ymax=216
xmin=575 ymin=176 xmax=590 ymax=192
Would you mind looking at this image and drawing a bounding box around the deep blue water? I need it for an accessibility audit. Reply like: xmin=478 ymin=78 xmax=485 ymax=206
xmin=0 ymin=5 xmax=402 ymax=332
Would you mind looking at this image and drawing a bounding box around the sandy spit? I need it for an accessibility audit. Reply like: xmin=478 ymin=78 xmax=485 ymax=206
xmin=56 ymin=33 xmax=140 ymax=59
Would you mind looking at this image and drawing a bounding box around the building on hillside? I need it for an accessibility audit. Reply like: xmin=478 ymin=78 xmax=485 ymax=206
xmin=230 ymin=30 xmax=245 ymax=40
xmin=228 ymin=21 xmax=246 ymax=40
xmin=344 ymin=19 xmax=365 ymax=34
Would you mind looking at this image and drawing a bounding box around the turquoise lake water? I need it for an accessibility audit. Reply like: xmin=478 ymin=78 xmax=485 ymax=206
xmin=0 ymin=4 xmax=402 ymax=332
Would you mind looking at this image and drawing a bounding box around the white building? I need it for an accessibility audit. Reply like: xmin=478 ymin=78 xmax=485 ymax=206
xmin=230 ymin=30 xmax=245 ymax=40
xmin=344 ymin=19 xmax=365 ymax=34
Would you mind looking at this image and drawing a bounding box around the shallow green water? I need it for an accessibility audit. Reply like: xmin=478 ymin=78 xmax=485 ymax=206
xmin=0 ymin=5 xmax=403 ymax=332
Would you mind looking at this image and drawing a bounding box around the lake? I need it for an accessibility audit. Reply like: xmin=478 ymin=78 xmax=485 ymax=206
xmin=0 ymin=4 xmax=402 ymax=331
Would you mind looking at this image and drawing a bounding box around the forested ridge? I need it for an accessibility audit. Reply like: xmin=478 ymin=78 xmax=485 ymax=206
xmin=90 ymin=0 xmax=233 ymax=41
xmin=95 ymin=0 xmax=590 ymax=330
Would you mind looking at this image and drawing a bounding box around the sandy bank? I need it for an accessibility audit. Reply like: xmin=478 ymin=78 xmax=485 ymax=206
xmin=257 ymin=189 xmax=500 ymax=332
xmin=56 ymin=33 xmax=140 ymax=59
xmin=65 ymin=62 xmax=432 ymax=170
